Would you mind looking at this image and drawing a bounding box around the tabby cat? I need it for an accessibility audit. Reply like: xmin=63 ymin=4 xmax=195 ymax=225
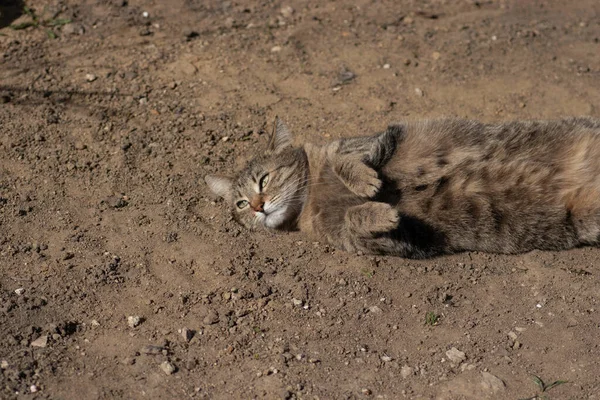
xmin=205 ymin=117 xmax=600 ymax=258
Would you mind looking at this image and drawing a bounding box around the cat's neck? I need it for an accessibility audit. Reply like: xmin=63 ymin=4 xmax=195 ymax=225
xmin=295 ymin=143 xmax=328 ymax=233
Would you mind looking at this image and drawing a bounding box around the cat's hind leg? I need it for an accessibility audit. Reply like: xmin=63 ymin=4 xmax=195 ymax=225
xmin=344 ymin=202 xmax=399 ymax=236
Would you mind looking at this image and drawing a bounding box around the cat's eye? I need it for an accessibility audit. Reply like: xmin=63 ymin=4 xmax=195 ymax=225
xmin=236 ymin=200 xmax=249 ymax=209
xmin=259 ymin=174 xmax=270 ymax=191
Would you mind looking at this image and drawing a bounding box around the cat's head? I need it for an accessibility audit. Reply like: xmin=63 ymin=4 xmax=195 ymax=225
xmin=205 ymin=119 xmax=308 ymax=230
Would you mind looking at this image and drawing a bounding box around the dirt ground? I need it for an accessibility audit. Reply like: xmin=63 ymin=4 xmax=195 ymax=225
xmin=1 ymin=0 xmax=600 ymax=399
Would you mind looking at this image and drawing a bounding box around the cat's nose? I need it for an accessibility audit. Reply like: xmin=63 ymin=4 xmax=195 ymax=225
xmin=250 ymin=198 xmax=265 ymax=212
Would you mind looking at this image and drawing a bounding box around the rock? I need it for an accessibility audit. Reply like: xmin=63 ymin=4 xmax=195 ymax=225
xmin=381 ymin=355 xmax=393 ymax=362
xmin=172 ymin=60 xmax=197 ymax=76
xmin=141 ymin=345 xmax=165 ymax=355
xmin=122 ymin=357 xmax=136 ymax=365
xmin=481 ymin=371 xmax=505 ymax=393
xmin=1 ymin=360 xmax=8 ymax=369
xmin=271 ymin=46 xmax=282 ymax=53
xmin=181 ymin=327 xmax=194 ymax=342
xmin=30 ymin=385 xmax=38 ymax=393
xmin=368 ymin=306 xmax=383 ymax=314
xmin=432 ymin=51 xmax=441 ymax=60
xmin=14 ymin=288 xmax=25 ymax=295
xmin=291 ymin=298 xmax=303 ymax=306
xmin=507 ymin=331 xmax=518 ymax=341
xmin=31 ymin=335 xmax=48 ymax=348
xmin=383 ymin=63 xmax=391 ymax=69
xmin=127 ymin=316 xmax=142 ymax=328
xmin=106 ymin=196 xmax=128 ymax=209
xmin=91 ymin=319 xmax=100 ymax=327
xmin=335 ymin=66 xmax=356 ymax=85
xmin=415 ymin=88 xmax=424 ymax=97
xmin=62 ymin=23 xmax=85 ymax=35
xmin=445 ymin=347 xmax=466 ymax=364
xmin=280 ymin=6 xmax=294 ymax=19
xmin=203 ymin=310 xmax=219 ymax=325
xmin=401 ymin=365 xmax=414 ymax=378
xmin=361 ymin=388 xmax=372 ymax=395
xmin=85 ymin=73 xmax=97 ymax=82
xmin=160 ymin=361 xmax=177 ymax=375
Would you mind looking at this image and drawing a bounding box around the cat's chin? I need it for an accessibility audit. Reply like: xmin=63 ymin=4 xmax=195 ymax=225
xmin=263 ymin=208 xmax=293 ymax=229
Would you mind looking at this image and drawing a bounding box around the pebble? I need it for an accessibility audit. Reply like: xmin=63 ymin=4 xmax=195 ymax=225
xmin=481 ymin=371 xmax=505 ymax=393
xmin=85 ymin=73 xmax=97 ymax=82
xmin=180 ymin=327 xmax=194 ymax=342
xmin=401 ymin=365 xmax=414 ymax=378
xmin=432 ymin=51 xmax=441 ymax=60
xmin=91 ymin=319 xmax=100 ymax=327
xmin=160 ymin=361 xmax=176 ymax=375
xmin=14 ymin=288 xmax=25 ymax=295
xmin=381 ymin=355 xmax=393 ymax=362
xmin=30 ymin=385 xmax=38 ymax=393
xmin=31 ymin=335 xmax=48 ymax=348
xmin=383 ymin=63 xmax=391 ymax=69
xmin=415 ymin=88 xmax=424 ymax=97
xmin=445 ymin=347 xmax=466 ymax=364
xmin=271 ymin=46 xmax=282 ymax=53
xmin=361 ymin=388 xmax=372 ymax=395
xmin=1 ymin=360 xmax=8 ymax=369
xmin=292 ymin=298 xmax=303 ymax=306
xmin=280 ymin=6 xmax=294 ymax=19
xmin=507 ymin=331 xmax=518 ymax=341
xmin=127 ymin=316 xmax=142 ymax=328
xmin=368 ymin=306 xmax=382 ymax=314
xmin=203 ymin=310 xmax=219 ymax=325
xmin=142 ymin=11 xmax=149 ymax=18
xmin=141 ymin=345 xmax=165 ymax=355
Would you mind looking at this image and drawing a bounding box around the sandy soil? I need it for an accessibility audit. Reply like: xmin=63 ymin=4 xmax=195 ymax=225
xmin=1 ymin=0 xmax=600 ymax=399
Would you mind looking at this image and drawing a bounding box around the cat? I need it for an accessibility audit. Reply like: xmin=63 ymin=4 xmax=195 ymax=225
xmin=205 ymin=117 xmax=600 ymax=258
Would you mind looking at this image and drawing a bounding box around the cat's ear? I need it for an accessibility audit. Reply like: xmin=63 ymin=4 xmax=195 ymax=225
xmin=205 ymin=175 xmax=233 ymax=199
xmin=267 ymin=117 xmax=293 ymax=154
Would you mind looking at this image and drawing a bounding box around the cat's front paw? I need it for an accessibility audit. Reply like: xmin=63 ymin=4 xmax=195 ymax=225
xmin=345 ymin=164 xmax=382 ymax=198
xmin=366 ymin=202 xmax=399 ymax=233
xmin=346 ymin=202 xmax=399 ymax=236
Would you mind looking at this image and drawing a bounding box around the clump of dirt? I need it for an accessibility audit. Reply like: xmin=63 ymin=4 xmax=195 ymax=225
xmin=1 ymin=0 xmax=599 ymax=398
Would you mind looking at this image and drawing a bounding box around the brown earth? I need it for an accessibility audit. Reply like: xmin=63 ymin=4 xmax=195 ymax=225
xmin=1 ymin=0 xmax=600 ymax=399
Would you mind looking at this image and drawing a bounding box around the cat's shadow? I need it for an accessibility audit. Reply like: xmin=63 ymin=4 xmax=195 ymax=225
xmin=374 ymin=175 xmax=447 ymax=258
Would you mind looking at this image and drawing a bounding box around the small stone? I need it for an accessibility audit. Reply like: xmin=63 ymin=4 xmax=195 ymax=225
xmin=1 ymin=360 xmax=8 ymax=369
xmin=507 ymin=331 xmax=518 ymax=341
xmin=122 ymin=357 xmax=135 ymax=365
xmin=280 ymin=6 xmax=294 ymax=18
xmin=141 ymin=345 xmax=165 ymax=355
xmin=445 ymin=347 xmax=466 ymax=364
xmin=381 ymin=355 xmax=393 ymax=362
xmin=91 ymin=319 xmax=100 ymax=327
xmin=203 ymin=310 xmax=219 ymax=325
xmin=292 ymin=298 xmax=303 ymax=306
xmin=127 ymin=315 xmax=142 ymax=328
xmin=361 ymin=388 xmax=372 ymax=395
xmin=512 ymin=340 xmax=522 ymax=349
xmin=368 ymin=306 xmax=382 ymax=314
xmin=271 ymin=46 xmax=282 ymax=53
xmin=519 ymin=102 xmax=526 ymax=108
xmin=31 ymin=335 xmax=48 ymax=348
xmin=415 ymin=88 xmax=424 ymax=97
xmin=160 ymin=361 xmax=176 ymax=375
xmin=403 ymin=16 xmax=413 ymax=24
xmin=30 ymin=385 xmax=38 ymax=393
xmin=181 ymin=327 xmax=194 ymax=342
xmin=14 ymin=288 xmax=25 ymax=295
xmin=432 ymin=51 xmax=441 ymax=60
xmin=85 ymin=74 xmax=97 ymax=82
xmin=383 ymin=63 xmax=391 ymax=69
xmin=404 ymin=292 xmax=412 ymax=298
xmin=403 ymin=58 xmax=411 ymax=66
xmin=142 ymin=11 xmax=149 ymax=18
xmin=481 ymin=371 xmax=505 ymax=393
xmin=401 ymin=365 xmax=414 ymax=378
